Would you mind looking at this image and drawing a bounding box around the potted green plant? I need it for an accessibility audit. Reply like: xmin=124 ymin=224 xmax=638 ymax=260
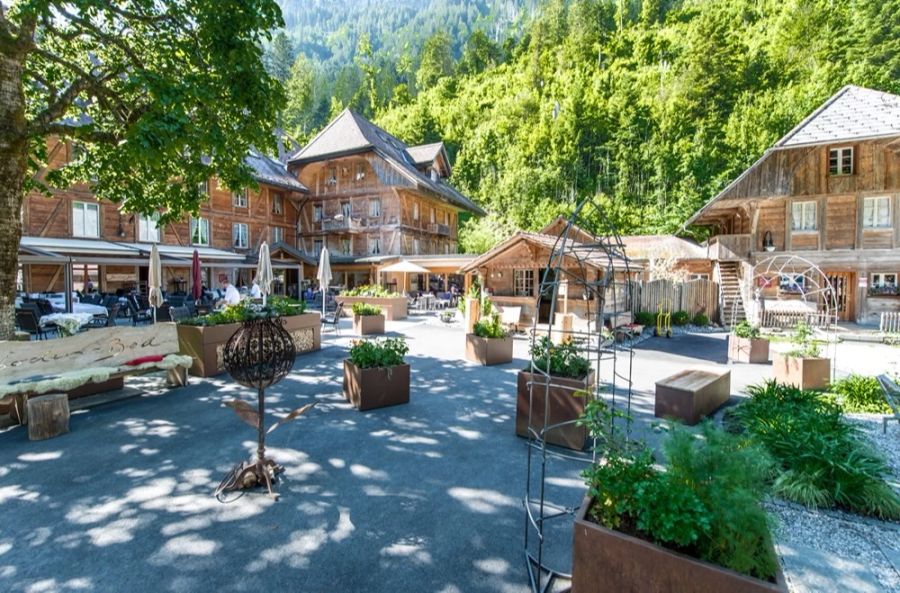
xmin=343 ymin=338 xmax=410 ymax=410
xmin=466 ymin=312 xmax=513 ymax=366
xmin=177 ymin=297 xmax=319 ymax=377
xmin=516 ymin=336 xmax=594 ymax=450
xmin=729 ymin=320 xmax=769 ymax=364
xmin=340 ymin=284 xmax=408 ymax=320
xmin=351 ymin=302 xmax=385 ymax=335
xmin=772 ymin=321 xmax=830 ymax=390
xmin=572 ymin=403 xmax=786 ymax=593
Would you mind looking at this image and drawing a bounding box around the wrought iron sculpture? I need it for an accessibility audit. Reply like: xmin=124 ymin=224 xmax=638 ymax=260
xmin=216 ymin=315 xmax=314 ymax=500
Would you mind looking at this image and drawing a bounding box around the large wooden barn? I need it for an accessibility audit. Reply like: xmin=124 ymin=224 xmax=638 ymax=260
xmin=683 ymin=85 xmax=900 ymax=324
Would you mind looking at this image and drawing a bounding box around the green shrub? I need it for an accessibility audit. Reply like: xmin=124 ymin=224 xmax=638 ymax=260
xmin=728 ymin=381 xmax=900 ymax=519
xmin=343 ymin=284 xmax=392 ymax=297
xmin=179 ymin=297 xmax=306 ymax=326
xmin=693 ymin=312 xmax=710 ymax=326
xmin=826 ymin=375 xmax=892 ymax=414
xmin=732 ymin=320 xmax=761 ymax=339
xmin=634 ymin=311 xmax=655 ymax=326
xmin=348 ymin=338 xmax=408 ymax=369
xmin=582 ymin=417 xmax=777 ymax=581
xmin=672 ymin=310 xmax=690 ymax=326
xmin=473 ymin=314 xmax=507 ymax=339
xmin=787 ymin=321 xmax=821 ymax=358
xmin=351 ymin=302 xmax=382 ymax=316
xmin=529 ymin=336 xmax=590 ymax=378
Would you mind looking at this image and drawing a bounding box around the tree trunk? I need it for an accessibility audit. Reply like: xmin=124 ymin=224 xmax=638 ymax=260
xmin=0 ymin=50 xmax=27 ymax=341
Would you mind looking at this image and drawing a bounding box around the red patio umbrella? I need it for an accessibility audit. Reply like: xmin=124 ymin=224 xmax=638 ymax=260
xmin=191 ymin=249 xmax=203 ymax=302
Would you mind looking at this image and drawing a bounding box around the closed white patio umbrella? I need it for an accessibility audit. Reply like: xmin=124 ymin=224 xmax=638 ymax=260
xmin=148 ymin=243 xmax=163 ymax=323
xmin=257 ymin=241 xmax=274 ymax=306
xmin=316 ymin=247 xmax=332 ymax=316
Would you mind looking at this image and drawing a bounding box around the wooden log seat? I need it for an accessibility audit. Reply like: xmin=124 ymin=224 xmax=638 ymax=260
xmin=27 ymin=393 xmax=69 ymax=441
xmin=0 ymin=323 xmax=191 ymax=427
xmin=654 ymin=368 xmax=731 ymax=425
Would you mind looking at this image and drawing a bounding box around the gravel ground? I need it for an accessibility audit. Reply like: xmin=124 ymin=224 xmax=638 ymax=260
xmin=771 ymin=414 xmax=900 ymax=593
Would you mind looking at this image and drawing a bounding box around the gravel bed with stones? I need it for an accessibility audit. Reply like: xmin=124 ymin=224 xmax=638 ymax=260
xmin=770 ymin=415 xmax=900 ymax=593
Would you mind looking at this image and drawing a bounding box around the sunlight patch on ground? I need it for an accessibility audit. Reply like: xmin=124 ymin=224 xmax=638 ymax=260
xmin=0 ymin=485 xmax=40 ymax=504
xmin=158 ymin=534 xmax=220 ymax=557
xmin=86 ymin=515 xmax=152 ymax=546
xmin=113 ymin=418 xmax=179 ymax=438
xmin=474 ymin=557 xmax=510 ymax=575
xmin=350 ymin=464 xmax=388 ymax=480
xmin=380 ymin=538 xmax=432 ymax=565
xmin=448 ymin=487 xmax=517 ymax=514
xmin=25 ymin=578 xmax=92 ymax=593
xmin=544 ymin=476 xmax=586 ymax=489
xmin=245 ymin=525 xmax=328 ymax=572
xmin=328 ymin=458 xmax=345 ymax=468
xmin=17 ymin=451 xmax=63 ymax=462
xmin=447 ymin=426 xmax=482 ymax=440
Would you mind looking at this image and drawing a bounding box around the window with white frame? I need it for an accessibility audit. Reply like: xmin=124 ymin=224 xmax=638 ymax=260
xmin=313 ymin=204 xmax=323 ymax=222
xmin=341 ymin=201 xmax=351 ymax=219
xmin=355 ymin=164 xmax=366 ymax=181
xmin=863 ymin=196 xmax=892 ymax=229
xmin=689 ymin=273 xmax=710 ymax=280
xmin=369 ymin=237 xmax=381 ymax=255
xmin=233 ymin=223 xmax=248 ymax=248
xmin=341 ymin=238 xmax=351 ymax=255
xmin=138 ymin=212 xmax=161 ymax=242
xmin=272 ymin=226 xmax=284 ymax=244
xmin=514 ymin=269 xmax=534 ymax=297
xmin=413 ymin=202 xmax=419 ymax=220
xmin=369 ymin=198 xmax=381 ymax=217
xmin=198 ymin=180 xmax=209 ymax=195
xmin=791 ymin=200 xmax=817 ymax=231
xmin=871 ymin=272 xmax=898 ymax=288
xmin=233 ymin=189 xmax=248 ymax=208
xmin=314 ymin=239 xmax=324 ymax=255
xmin=326 ymin=167 xmax=337 ymax=185
xmin=72 ymin=201 xmax=99 ymax=238
xmin=272 ymin=193 xmax=283 ymax=215
xmin=829 ymin=147 xmax=853 ymax=176
xmin=191 ymin=217 xmax=209 ymax=246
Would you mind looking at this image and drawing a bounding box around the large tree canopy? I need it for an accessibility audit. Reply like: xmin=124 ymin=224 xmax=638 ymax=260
xmin=0 ymin=0 xmax=286 ymax=338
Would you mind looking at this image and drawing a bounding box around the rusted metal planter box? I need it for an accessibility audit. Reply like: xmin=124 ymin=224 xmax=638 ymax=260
xmin=353 ymin=314 xmax=385 ymax=335
xmin=177 ymin=313 xmax=321 ymax=377
xmin=465 ymin=334 xmax=513 ymax=366
xmin=772 ymin=353 xmax=830 ymax=390
xmin=729 ymin=335 xmax=770 ymax=364
xmin=655 ymin=368 xmax=731 ymax=425
xmin=338 ymin=296 xmax=408 ymax=320
xmin=516 ymin=370 xmax=595 ymax=450
xmin=343 ymin=360 xmax=410 ymax=411
xmin=572 ymin=497 xmax=786 ymax=593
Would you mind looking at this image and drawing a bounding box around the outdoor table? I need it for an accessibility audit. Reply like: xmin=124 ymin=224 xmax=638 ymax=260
xmin=40 ymin=312 xmax=96 ymax=335
xmin=420 ymin=294 xmax=435 ymax=310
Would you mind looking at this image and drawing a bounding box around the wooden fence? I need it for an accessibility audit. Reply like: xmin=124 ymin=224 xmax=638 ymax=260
xmin=881 ymin=312 xmax=900 ymax=334
xmin=630 ymin=279 xmax=720 ymax=321
xmin=759 ymin=309 xmax=835 ymax=329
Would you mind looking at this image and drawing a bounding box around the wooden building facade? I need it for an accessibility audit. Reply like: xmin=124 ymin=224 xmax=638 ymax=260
xmin=684 ymin=85 xmax=900 ymax=324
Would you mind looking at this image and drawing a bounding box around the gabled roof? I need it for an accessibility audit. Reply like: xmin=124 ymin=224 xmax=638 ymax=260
xmin=406 ymin=142 xmax=445 ymax=164
xmin=460 ymin=231 xmax=635 ymax=273
xmin=775 ymin=85 xmax=900 ymax=148
xmin=618 ymin=235 xmax=706 ymax=260
xmin=244 ymin=151 xmax=308 ymax=193
xmin=288 ymin=109 xmax=484 ymax=215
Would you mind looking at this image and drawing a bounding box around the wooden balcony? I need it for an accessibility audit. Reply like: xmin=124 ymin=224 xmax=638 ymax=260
xmin=708 ymin=234 xmax=752 ymax=261
xmin=321 ymin=217 xmax=365 ymax=233
xmin=428 ymin=223 xmax=451 ymax=236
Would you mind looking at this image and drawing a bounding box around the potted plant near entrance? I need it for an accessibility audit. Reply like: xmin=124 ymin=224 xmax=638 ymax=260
xmin=516 ymin=336 xmax=594 ymax=450
xmin=728 ymin=320 xmax=770 ymax=364
xmin=466 ymin=312 xmax=513 ymax=366
xmin=351 ymin=302 xmax=385 ymax=335
xmin=343 ymin=338 xmax=410 ymax=411
xmin=772 ymin=321 xmax=830 ymax=390
xmin=572 ymin=403 xmax=785 ymax=593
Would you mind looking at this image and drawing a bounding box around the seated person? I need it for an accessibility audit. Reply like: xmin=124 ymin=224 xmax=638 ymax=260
xmin=216 ymin=280 xmax=241 ymax=307
xmin=250 ymin=281 xmax=261 ymax=298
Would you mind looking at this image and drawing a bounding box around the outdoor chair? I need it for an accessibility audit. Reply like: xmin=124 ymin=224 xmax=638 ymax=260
xmin=435 ymin=292 xmax=452 ymax=309
xmin=169 ymin=306 xmax=190 ymax=323
xmin=15 ymin=309 xmax=55 ymax=340
xmin=105 ymin=303 xmax=121 ymax=327
xmin=322 ymin=303 xmax=344 ymax=334
xmin=126 ymin=296 xmax=153 ymax=326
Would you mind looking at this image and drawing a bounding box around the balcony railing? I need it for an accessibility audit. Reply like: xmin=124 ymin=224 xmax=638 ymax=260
xmin=708 ymin=234 xmax=752 ymax=261
xmin=428 ymin=223 xmax=451 ymax=236
xmin=321 ymin=217 xmax=365 ymax=232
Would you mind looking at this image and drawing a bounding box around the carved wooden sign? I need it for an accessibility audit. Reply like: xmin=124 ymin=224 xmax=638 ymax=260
xmin=0 ymin=323 xmax=180 ymax=384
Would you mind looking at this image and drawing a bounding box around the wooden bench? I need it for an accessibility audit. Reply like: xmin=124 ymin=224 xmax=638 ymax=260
xmin=0 ymin=323 xmax=192 ymax=431
xmin=876 ymin=374 xmax=900 ymax=433
xmin=655 ymin=368 xmax=731 ymax=425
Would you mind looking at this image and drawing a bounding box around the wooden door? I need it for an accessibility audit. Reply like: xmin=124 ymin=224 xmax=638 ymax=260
xmin=825 ymin=272 xmax=855 ymax=322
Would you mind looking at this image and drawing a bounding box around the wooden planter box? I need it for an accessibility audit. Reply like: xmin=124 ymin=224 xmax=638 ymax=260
xmin=516 ymin=370 xmax=595 ymax=450
xmin=177 ymin=313 xmax=321 ymax=377
xmin=729 ymin=335 xmax=770 ymax=364
xmin=572 ymin=497 xmax=786 ymax=593
xmin=353 ymin=314 xmax=385 ymax=335
xmin=772 ymin=352 xmax=830 ymax=390
xmin=465 ymin=334 xmax=513 ymax=366
xmin=339 ymin=296 xmax=408 ymax=320
xmin=655 ymin=369 xmax=731 ymax=425
xmin=343 ymin=360 xmax=410 ymax=411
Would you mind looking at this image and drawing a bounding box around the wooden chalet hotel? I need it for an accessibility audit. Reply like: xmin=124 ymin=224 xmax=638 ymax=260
xmin=17 ymin=109 xmax=484 ymax=297
xmin=683 ymin=85 xmax=900 ymax=325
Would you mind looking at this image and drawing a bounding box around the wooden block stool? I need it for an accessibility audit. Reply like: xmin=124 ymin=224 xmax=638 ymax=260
xmin=27 ymin=393 xmax=70 ymax=441
xmin=655 ymin=369 xmax=731 ymax=425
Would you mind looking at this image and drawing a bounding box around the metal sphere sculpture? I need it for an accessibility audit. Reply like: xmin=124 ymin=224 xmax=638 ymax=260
xmin=216 ymin=315 xmax=314 ymax=500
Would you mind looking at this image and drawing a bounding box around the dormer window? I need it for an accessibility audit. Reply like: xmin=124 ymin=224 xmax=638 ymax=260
xmin=829 ymin=147 xmax=853 ymax=176
xmin=326 ymin=167 xmax=337 ymax=185
xmin=430 ymin=168 xmax=439 ymax=182
xmin=355 ymin=164 xmax=366 ymax=181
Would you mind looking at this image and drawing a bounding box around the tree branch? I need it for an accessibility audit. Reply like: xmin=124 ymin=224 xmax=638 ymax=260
xmin=44 ymin=122 xmax=122 ymax=144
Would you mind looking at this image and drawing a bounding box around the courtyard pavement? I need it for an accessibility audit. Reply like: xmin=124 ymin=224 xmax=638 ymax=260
xmin=1 ymin=318 xmax=897 ymax=593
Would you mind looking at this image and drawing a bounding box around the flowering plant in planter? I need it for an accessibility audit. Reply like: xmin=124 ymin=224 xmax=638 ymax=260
xmin=732 ymin=320 xmax=762 ymax=339
xmin=179 ymin=297 xmax=307 ymax=327
xmin=529 ymin=336 xmax=590 ymax=379
xmin=342 ymin=284 xmax=393 ymax=297
xmin=348 ymin=337 xmax=408 ymax=368
xmin=351 ymin=302 xmax=383 ymax=317
xmin=473 ymin=313 xmax=508 ymax=339
xmin=344 ymin=338 xmax=411 ymax=410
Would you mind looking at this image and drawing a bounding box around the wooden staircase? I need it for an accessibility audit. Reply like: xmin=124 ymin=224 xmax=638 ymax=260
xmin=718 ymin=261 xmax=746 ymax=327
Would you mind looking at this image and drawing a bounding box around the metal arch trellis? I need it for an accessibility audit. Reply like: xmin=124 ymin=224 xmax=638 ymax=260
xmin=744 ymin=254 xmax=839 ymax=379
xmin=523 ymin=196 xmax=635 ymax=593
